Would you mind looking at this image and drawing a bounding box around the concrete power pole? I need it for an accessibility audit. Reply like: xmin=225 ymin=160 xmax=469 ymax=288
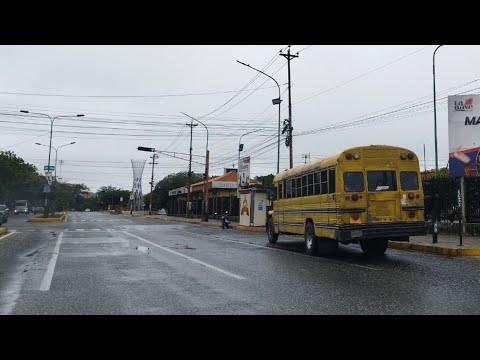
xmin=280 ymin=45 xmax=298 ymax=169
xmin=186 ymin=120 xmax=198 ymax=218
xmin=148 ymin=154 xmax=159 ymax=215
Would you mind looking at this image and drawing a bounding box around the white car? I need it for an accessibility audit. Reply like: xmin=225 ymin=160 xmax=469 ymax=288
xmin=84 ymin=208 xmax=91 ymax=212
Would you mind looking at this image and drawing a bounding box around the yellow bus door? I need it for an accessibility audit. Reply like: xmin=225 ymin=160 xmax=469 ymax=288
xmin=366 ymin=170 xmax=401 ymax=223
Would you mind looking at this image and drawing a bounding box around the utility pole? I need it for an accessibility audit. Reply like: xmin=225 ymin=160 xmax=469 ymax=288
xmin=280 ymin=45 xmax=298 ymax=169
xmin=149 ymin=153 xmax=159 ymax=215
xmin=186 ymin=120 xmax=198 ymax=218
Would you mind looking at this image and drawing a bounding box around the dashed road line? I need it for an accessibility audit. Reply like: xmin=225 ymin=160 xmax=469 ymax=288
xmin=122 ymin=231 xmax=245 ymax=280
xmin=39 ymin=232 xmax=64 ymax=291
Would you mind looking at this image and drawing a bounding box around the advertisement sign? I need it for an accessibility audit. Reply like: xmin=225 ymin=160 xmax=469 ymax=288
xmin=448 ymin=95 xmax=480 ymax=177
xmin=239 ymin=194 xmax=250 ymax=226
xmin=239 ymin=156 xmax=250 ymax=186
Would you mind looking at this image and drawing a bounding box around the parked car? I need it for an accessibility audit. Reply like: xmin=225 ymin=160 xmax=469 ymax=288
xmin=0 ymin=204 xmax=9 ymax=223
xmin=85 ymin=208 xmax=91 ymax=212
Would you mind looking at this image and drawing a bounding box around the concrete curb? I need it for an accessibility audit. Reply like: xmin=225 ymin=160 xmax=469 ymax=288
xmin=388 ymin=240 xmax=480 ymax=256
xmin=0 ymin=227 xmax=7 ymax=236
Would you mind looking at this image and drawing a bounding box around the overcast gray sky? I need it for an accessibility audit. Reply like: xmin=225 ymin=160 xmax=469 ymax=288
xmin=0 ymin=45 xmax=477 ymax=192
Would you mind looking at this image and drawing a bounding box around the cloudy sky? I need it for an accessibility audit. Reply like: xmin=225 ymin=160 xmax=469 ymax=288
xmin=0 ymin=45 xmax=477 ymax=192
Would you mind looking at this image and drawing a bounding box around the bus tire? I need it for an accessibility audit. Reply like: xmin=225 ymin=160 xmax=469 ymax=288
xmin=360 ymin=239 xmax=388 ymax=256
xmin=267 ymin=218 xmax=279 ymax=244
xmin=304 ymin=222 xmax=317 ymax=256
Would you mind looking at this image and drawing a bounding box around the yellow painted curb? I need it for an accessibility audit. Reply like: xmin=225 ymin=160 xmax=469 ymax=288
xmin=388 ymin=240 xmax=480 ymax=256
xmin=28 ymin=213 xmax=66 ymax=222
xmin=235 ymin=225 xmax=266 ymax=233
xmin=0 ymin=228 xmax=7 ymax=236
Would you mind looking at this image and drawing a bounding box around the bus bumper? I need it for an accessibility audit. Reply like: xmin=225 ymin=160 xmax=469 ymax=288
xmin=334 ymin=222 xmax=427 ymax=242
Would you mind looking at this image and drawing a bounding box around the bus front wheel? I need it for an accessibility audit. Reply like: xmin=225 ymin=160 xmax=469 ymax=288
xmin=304 ymin=222 xmax=317 ymax=256
xmin=360 ymin=239 xmax=388 ymax=256
xmin=267 ymin=218 xmax=279 ymax=244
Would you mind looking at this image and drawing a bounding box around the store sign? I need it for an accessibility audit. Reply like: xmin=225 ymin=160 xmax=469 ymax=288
xmin=448 ymin=95 xmax=480 ymax=177
xmin=212 ymin=181 xmax=237 ymax=189
xmin=239 ymin=156 xmax=250 ymax=186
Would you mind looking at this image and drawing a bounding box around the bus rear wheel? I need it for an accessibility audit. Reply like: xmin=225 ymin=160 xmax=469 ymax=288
xmin=304 ymin=222 xmax=317 ymax=256
xmin=267 ymin=218 xmax=279 ymax=244
xmin=360 ymin=239 xmax=388 ymax=256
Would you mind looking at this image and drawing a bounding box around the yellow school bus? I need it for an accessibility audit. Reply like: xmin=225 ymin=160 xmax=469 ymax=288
xmin=266 ymin=145 xmax=427 ymax=256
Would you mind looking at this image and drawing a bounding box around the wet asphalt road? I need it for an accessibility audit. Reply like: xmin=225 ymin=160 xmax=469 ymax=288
xmin=1 ymin=211 xmax=480 ymax=314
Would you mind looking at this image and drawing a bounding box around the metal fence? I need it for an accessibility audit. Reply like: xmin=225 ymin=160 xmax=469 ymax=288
xmin=423 ymin=176 xmax=480 ymax=224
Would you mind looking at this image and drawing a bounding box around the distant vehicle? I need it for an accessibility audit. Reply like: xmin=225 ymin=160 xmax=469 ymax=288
xmin=33 ymin=206 xmax=45 ymax=215
xmin=14 ymin=200 xmax=29 ymax=215
xmin=157 ymin=208 xmax=167 ymax=215
xmin=0 ymin=204 xmax=9 ymax=223
xmin=85 ymin=208 xmax=91 ymax=212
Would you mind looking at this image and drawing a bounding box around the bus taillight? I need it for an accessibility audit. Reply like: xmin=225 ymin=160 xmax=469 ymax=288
xmin=351 ymin=194 xmax=359 ymax=201
xmin=352 ymin=213 xmax=360 ymax=220
xmin=408 ymin=193 xmax=414 ymax=200
xmin=409 ymin=211 xmax=416 ymax=218
xmin=415 ymin=193 xmax=420 ymax=199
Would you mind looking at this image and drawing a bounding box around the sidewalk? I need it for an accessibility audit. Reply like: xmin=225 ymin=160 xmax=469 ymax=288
xmin=124 ymin=212 xmax=265 ymax=233
xmin=123 ymin=212 xmax=480 ymax=255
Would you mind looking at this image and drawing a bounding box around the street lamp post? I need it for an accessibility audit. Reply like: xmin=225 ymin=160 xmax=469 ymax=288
xmin=433 ymin=45 xmax=443 ymax=173
xmin=238 ymin=129 xmax=262 ymax=198
xmin=181 ymin=113 xmax=209 ymax=222
xmin=21 ymin=110 xmax=84 ymax=216
xmin=237 ymin=60 xmax=282 ymax=174
xmin=432 ymin=45 xmax=443 ymax=244
xmin=36 ymin=142 xmax=76 ymax=181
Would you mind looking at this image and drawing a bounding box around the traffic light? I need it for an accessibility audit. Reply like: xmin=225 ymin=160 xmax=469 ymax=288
xmin=138 ymin=146 xmax=155 ymax=152
xmin=239 ymin=144 xmax=244 ymax=151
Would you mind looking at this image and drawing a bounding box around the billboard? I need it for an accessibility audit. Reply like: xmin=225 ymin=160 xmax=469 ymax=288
xmin=239 ymin=156 xmax=250 ymax=186
xmin=448 ymin=95 xmax=480 ymax=177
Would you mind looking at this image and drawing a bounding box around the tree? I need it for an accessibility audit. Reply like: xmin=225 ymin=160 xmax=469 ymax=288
xmin=152 ymin=171 xmax=203 ymax=209
xmin=254 ymin=174 xmax=275 ymax=187
xmin=97 ymin=186 xmax=130 ymax=210
xmin=0 ymin=150 xmax=44 ymax=207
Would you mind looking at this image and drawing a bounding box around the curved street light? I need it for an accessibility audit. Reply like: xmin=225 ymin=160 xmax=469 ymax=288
xmin=237 ymin=60 xmax=282 ymax=174
xmin=36 ymin=141 xmax=76 ymax=181
xmin=433 ymin=45 xmax=443 ymax=172
xmin=21 ymin=110 xmax=84 ymax=216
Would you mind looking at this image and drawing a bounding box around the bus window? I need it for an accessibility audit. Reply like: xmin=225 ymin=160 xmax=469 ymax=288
xmin=307 ymin=174 xmax=313 ymax=196
xmin=321 ymin=170 xmax=328 ymax=194
xmin=367 ymin=171 xmax=397 ymax=192
xmin=314 ymin=173 xmax=320 ymax=195
xmin=286 ymin=179 xmax=292 ymax=198
xmin=296 ymin=177 xmax=302 ymax=197
xmin=400 ymin=172 xmax=419 ymax=190
xmin=278 ymin=182 xmax=283 ymax=199
xmin=344 ymin=172 xmax=364 ymax=192
xmin=302 ymin=175 xmax=308 ymax=196
xmin=329 ymin=169 xmax=336 ymax=193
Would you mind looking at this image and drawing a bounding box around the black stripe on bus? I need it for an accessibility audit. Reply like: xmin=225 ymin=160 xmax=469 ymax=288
xmin=275 ymin=208 xmax=366 ymax=214
xmin=402 ymin=206 xmax=425 ymax=211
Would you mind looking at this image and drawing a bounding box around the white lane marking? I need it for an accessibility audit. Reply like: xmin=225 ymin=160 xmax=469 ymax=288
xmin=0 ymin=231 xmax=18 ymax=240
xmin=92 ymin=229 xmax=101 ymax=231
xmin=64 ymin=214 xmax=68 ymax=222
xmin=122 ymin=231 xmax=245 ymax=280
xmin=40 ymin=232 xmax=64 ymax=291
xmin=75 ymin=229 xmax=84 ymax=231
xmin=183 ymin=230 xmax=380 ymax=271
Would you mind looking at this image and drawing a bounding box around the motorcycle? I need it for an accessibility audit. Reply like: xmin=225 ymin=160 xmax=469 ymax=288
xmin=220 ymin=211 xmax=231 ymax=229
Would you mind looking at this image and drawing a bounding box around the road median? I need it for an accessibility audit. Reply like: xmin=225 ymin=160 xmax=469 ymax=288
xmin=28 ymin=212 xmax=67 ymax=222
xmin=0 ymin=227 xmax=7 ymax=236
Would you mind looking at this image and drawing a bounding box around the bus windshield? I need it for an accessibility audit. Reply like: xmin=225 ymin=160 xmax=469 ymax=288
xmin=367 ymin=171 xmax=397 ymax=192
xmin=15 ymin=201 xmax=27 ymax=207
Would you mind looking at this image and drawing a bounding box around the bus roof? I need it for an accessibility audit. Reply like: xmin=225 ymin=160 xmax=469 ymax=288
xmin=273 ymin=144 xmax=416 ymax=183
